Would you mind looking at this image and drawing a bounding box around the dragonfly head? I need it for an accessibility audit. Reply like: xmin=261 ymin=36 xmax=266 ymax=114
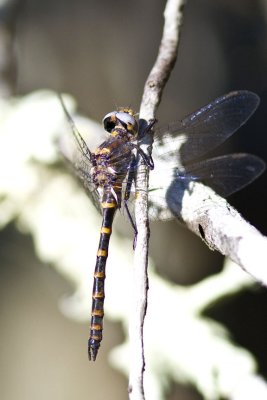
xmin=102 ymin=108 xmax=138 ymax=138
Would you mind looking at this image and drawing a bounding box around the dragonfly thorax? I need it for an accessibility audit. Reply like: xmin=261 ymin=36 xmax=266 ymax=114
xmin=90 ymin=156 xmax=117 ymax=186
xmin=91 ymin=136 xmax=132 ymax=190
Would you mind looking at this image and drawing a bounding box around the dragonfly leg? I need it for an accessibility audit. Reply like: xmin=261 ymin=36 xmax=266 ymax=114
xmin=138 ymin=147 xmax=154 ymax=169
xmin=130 ymin=144 xmax=154 ymax=169
xmin=124 ymin=199 xmax=138 ymax=250
xmin=138 ymin=118 xmax=157 ymax=139
xmin=124 ymin=160 xmax=138 ymax=249
xmin=135 ymin=118 xmax=157 ymax=169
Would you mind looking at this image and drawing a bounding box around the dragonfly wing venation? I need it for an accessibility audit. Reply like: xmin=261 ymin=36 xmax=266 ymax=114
xmin=180 ymin=153 xmax=265 ymax=197
xmin=149 ymin=153 xmax=265 ymax=220
xmin=155 ymin=91 xmax=260 ymax=165
xmin=62 ymin=149 xmax=103 ymax=214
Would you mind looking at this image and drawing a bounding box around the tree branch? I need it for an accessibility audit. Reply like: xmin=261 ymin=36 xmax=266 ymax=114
xmin=128 ymin=1 xmax=187 ymax=398
xmin=170 ymin=182 xmax=267 ymax=285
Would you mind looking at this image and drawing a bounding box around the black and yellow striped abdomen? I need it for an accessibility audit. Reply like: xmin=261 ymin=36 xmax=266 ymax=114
xmin=88 ymin=192 xmax=118 ymax=361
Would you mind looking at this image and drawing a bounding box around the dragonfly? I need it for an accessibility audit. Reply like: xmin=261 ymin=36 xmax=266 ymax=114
xmin=59 ymin=90 xmax=265 ymax=361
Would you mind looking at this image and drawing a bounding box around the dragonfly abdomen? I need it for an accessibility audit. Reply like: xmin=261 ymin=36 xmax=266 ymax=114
xmin=88 ymin=192 xmax=118 ymax=361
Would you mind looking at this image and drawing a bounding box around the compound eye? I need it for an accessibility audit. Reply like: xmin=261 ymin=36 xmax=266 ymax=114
xmin=117 ymin=112 xmax=138 ymax=132
xmin=102 ymin=111 xmax=117 ymax=133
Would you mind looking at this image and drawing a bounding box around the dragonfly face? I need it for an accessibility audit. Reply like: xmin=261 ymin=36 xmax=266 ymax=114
xmin=60 ymin=90 xmax=265 ymax=361
xmin=102 ymin=108 xmax=138 ymax=138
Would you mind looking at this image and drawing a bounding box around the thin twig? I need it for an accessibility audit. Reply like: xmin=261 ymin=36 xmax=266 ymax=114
xmin=128 ymin=1 xmax=187 ymax=399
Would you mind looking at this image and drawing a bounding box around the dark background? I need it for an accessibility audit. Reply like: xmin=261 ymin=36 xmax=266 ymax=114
xmin=1 ymin=1 xmax=267 ymax=399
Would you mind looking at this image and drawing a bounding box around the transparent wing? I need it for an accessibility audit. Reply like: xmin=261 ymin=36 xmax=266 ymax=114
xmin=59 ymin=95 xmax=103 ymax=214
xmin=175 ymin=153 xmax=265 ymax=197
xmin=149 ymin=153 xmax=265 ymax=221
xmin=155 ymin=91 xmax=260 ymax=165
xmin=58 ymin=94 xmax=93 ymax=159
xmin=61 ymin=149 xmax=103 ymax=215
